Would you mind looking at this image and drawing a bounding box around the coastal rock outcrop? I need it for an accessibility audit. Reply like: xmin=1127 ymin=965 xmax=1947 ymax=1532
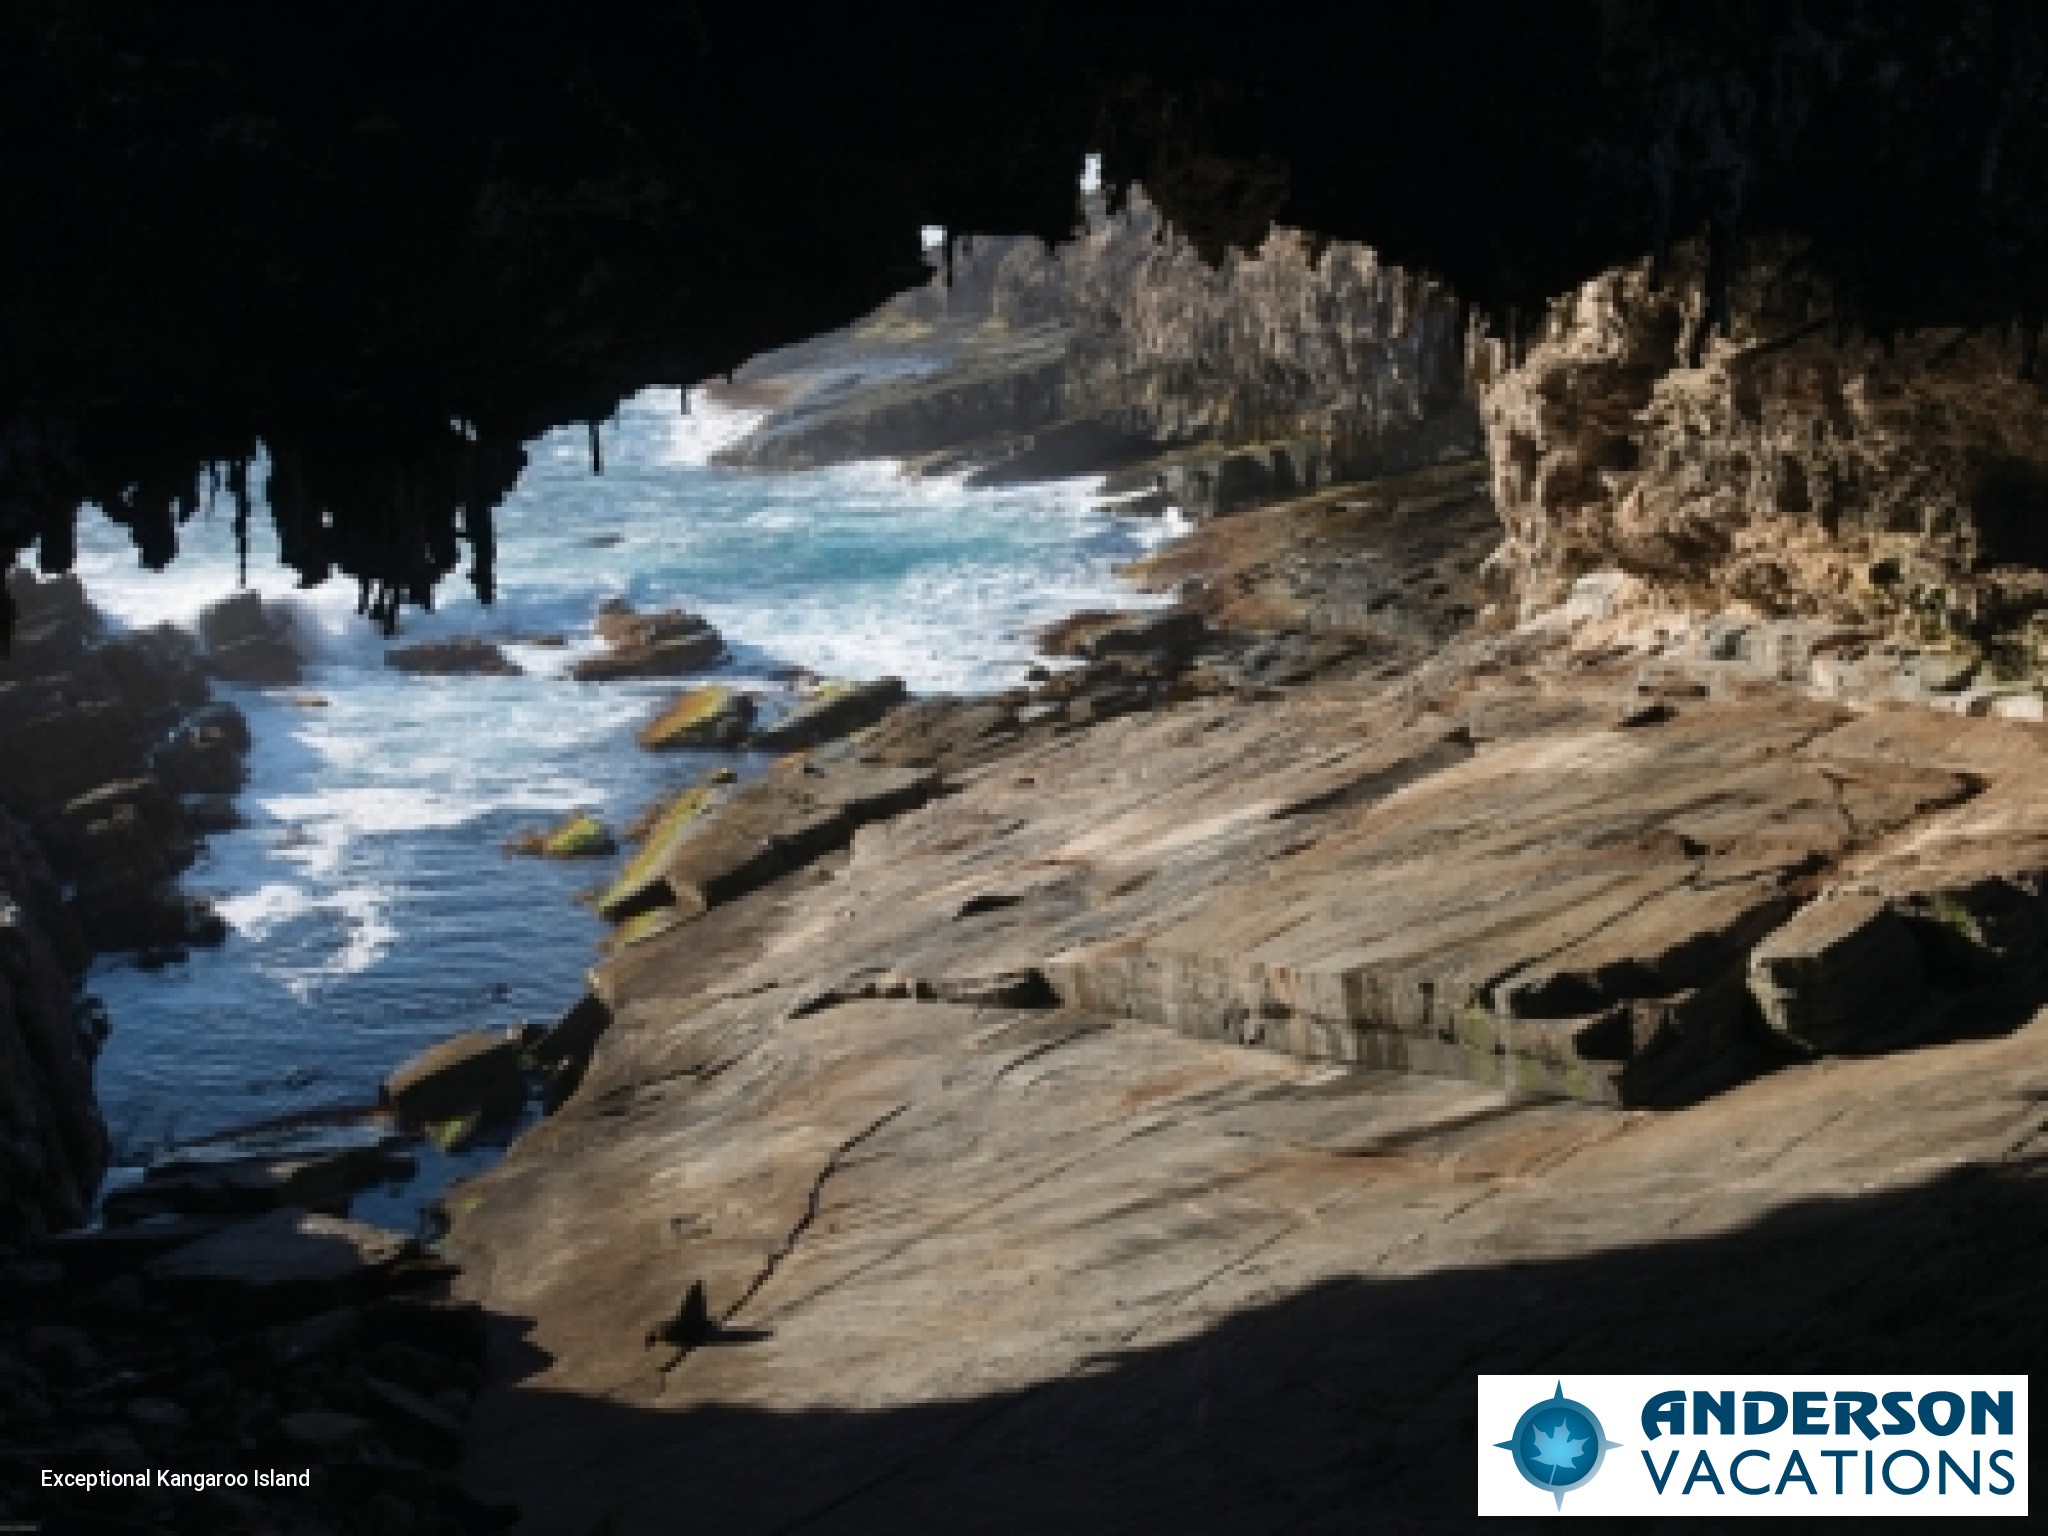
xmin=383 ymin=1031 xmax=528 ymax=1127
xmin=717 ymin=188 xmax=1478 ymax=515
xmin=0 ymin=571 xmax=255 ymax=1239
xmin=570 ymin=602 xmax=724 ymax=682
xmin=196 ymin=592 xmax=304 ymax=687
xmin=748 ymin=677 xmax=907 ymax=751
xmin=450 ymin=574 xmax=2048 ymax=1528
xmin=0 ymin=573 xmax=249 ymax=953
xmin=636 ymin=685 xmax=754 ymax=750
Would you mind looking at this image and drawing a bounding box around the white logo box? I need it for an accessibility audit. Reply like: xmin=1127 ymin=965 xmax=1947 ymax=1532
xmin=1478 ymin=1374 xmax=2028 ymax=1518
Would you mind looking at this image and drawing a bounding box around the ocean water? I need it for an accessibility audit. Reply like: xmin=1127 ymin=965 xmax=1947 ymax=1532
xmin=71 ymin=387 xmax=1171 ymax=1163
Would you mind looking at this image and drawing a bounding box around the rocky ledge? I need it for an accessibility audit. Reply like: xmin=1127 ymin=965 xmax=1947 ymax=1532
xmin=434 ymin=463 xmax=2048 ymax=1530
xmin=1 ymin=572 xmax=259 ymax=1237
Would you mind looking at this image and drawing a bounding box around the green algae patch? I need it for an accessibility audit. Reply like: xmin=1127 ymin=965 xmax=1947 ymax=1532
xmin=541 ymin=813 xmax=617 ymax=858
xmin=636 ymin=685 xmax=754 ymax=750
xmin=596 ymin=786 xmax=718 ymax=922
xmin=609 ymin=907 xmax=685 ymax=951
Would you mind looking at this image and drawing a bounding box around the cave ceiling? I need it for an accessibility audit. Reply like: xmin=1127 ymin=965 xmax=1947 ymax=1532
xmin=3 ymin=0 xmax=2045 ymax=643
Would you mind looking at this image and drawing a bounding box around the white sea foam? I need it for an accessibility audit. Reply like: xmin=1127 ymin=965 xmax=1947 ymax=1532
xmin=76 ymin=381 xmax=1171 ymax=1146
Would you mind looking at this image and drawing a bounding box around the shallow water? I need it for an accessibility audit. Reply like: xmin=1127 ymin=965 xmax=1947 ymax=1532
xmin=72 ymin=387 xmax=1170 ymax=1164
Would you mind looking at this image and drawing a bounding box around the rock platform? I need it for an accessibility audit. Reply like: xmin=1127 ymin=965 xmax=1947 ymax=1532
xmin=446 ymin=494 xmax=2048 ymax=1528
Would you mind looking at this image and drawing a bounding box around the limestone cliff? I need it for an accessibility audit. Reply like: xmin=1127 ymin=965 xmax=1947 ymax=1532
xmin=719 ymin=189 xmax=1477 ymax=507
xmin=1476 ymin=246 xmax=2048 ymax=680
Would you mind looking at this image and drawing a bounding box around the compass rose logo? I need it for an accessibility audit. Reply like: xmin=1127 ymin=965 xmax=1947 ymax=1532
xmin=1494 ymin=1382 xmax=1622 ymax=1509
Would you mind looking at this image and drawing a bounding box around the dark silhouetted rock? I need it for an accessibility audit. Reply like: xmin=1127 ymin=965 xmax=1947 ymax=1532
xmin=386 ymin=637 xmax=523 ymax=677
xmin=382 ymin=1031 xmax=526 ymax=1125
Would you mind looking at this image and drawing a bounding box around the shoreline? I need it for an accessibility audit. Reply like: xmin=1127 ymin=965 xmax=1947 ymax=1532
xmin=11 ymin=441 xmax=2048 ymax=1527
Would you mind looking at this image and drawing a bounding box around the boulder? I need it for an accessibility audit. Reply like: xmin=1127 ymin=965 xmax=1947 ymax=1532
xmin=572 ymin=603 xmax=725 ymax=681
xmin=204 ymin=633 xmax=302 ymax=686
xmin=196 ymin=591 xmax=271 ymax=651
xmin=197 ymin=593 xmax=302 ymax=685
xmin=637 ymin=685 xmax=755 ymax=749
xmin=386 ymin=637 xmax=523 ymax=677
xmin=749 ymin=677 xmax=907 ymax=751
xmin=381 ymin=1031 xmax=527 ymax=1124
xmin=1747 ymin=893 xmax=1927 ymax=1052
xmin=507 ymin=812 xmax=617 ymax=858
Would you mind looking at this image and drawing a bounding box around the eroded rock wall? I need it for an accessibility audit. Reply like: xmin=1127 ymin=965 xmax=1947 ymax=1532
xmin=723 ymin=190 xmax=1478 ymax=497
xmin=0 ymin=807 xmax=104 ymax=1238
xmin=1476 ymin=248 xmax=2048 ymax=677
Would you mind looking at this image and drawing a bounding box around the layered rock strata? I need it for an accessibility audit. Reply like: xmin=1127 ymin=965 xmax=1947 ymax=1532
xmin=449 ymin=577 xmax=2048 ymax=1529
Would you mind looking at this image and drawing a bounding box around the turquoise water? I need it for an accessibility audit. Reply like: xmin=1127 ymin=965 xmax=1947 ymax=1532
xmin=72 ymin=387 xmax=1167 ymax=1163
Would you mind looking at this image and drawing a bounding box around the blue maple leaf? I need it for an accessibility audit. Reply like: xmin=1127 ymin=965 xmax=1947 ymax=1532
xmin=1528 ymin=1419 xmax=1587 ymax=1479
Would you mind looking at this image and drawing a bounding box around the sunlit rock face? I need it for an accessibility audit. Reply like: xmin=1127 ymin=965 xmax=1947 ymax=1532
xmin=939 ymin=189 xmax=1472 ymax=466
xmin=1477 ymin=246 xmax=2048 ymax=677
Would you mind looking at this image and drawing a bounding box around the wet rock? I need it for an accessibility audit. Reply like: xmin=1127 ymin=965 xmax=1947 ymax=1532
xmin=196 ymin=593 xmax=303 ymax=684
xmin=386 ymin=636 xmax=523 ymax=676
xmin=182 ymin=793 xmax=243 ymax=833
xmin=571 ymin=603 xmax=724 ymax=681
xmin=596 ymin=763 xmax=940 ymax=924
xmin=637 ymin=685 xmax=755 ymax=749
xmin=749 ymin=677 xmax=907 ymax=750
xmin=146 ymin=1209 xmax=419 ymax=1322
xmin=506 ymin=812 xmax=617 ymax=858
xmin=204 ymin=632 xmax=303 ymax=685
xmin=269 ymin=1305 xmax=365 ymax=1367
xmin=153 ymin=718 xmax=247 ymax=795
xmin=196 ymin=592 xmax=271 ymax=651
xmin=103 ymin=1137 xmax=416 ymax=1224
xmin=382 ymin=1031 xmax=526 ymax=1125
